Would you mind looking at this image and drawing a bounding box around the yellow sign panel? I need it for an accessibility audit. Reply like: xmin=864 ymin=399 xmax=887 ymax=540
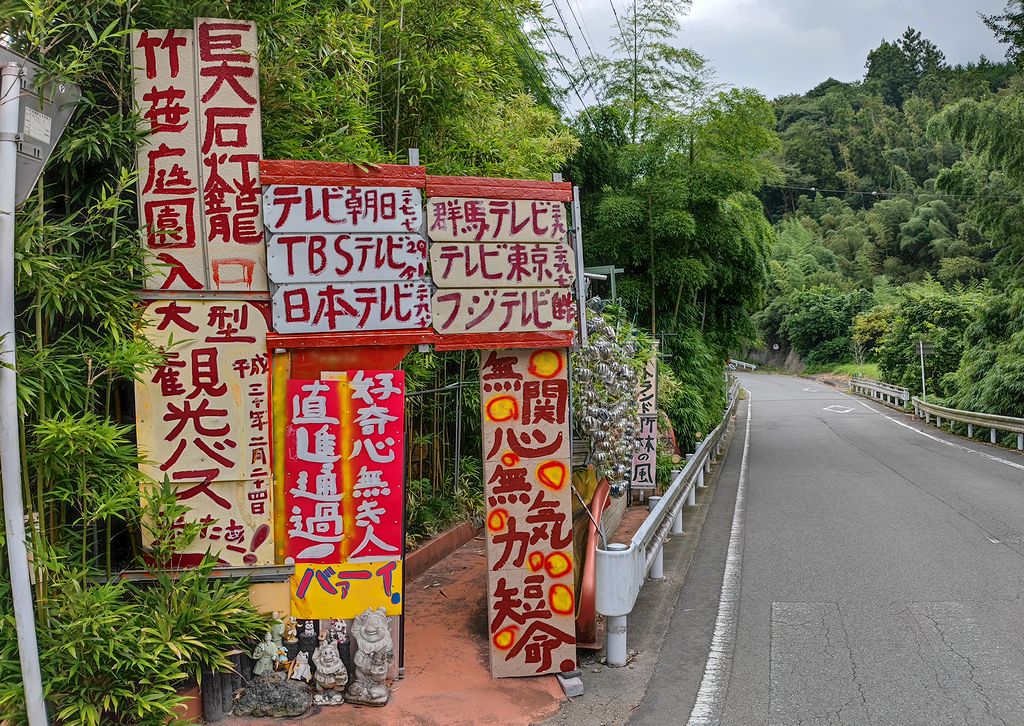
xmin=290 ymin=561 xmax=403 ymax=620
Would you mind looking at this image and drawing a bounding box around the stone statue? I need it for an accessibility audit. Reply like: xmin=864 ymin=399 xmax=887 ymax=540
xmin=345 ymin=608 xmax=393 ymax=706
xmin=252 ymin=632 xmax=277 ymax=677
xmin=270 ymin=611 xmax=286 ymax=648
xmin=288 ymin=650 xmax=312 ymax=683
xmin=311 ymin=636 xmax=348 ymax=704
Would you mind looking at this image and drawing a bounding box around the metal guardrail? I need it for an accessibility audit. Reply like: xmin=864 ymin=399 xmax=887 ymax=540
xmin=849 ymin=377 xmax=910 ymax=407
xmin=913 ymin=397 xmax=1024 ymax=451
xmin=595 ymin=379 xmax=741 ymax=667
xmin=731 ymin=360 xmax=757 ymax=370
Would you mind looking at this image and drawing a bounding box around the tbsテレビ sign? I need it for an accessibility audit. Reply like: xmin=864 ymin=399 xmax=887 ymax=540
xmin=132 ymin=18 xmax=265 ymax=293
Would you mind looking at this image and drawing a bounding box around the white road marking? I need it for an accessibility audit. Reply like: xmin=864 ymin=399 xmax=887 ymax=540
xmin=687 ymin=390 xmax=752 ymax=726
xmin=986 ymin=536 xmax=1001 ymax=544
xmin=837 ymin=390 xmax=1024 ymax=474
xmin=802 ymin=387 xmax=820 ymax=392
xmin=823 ymin=405 xmax=854 ymax=414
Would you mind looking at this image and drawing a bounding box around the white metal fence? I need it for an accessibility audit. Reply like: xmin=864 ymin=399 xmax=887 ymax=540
xmin=848 ymin=377 xmax=910 ymax=408
xmin=913 ymin=397 xmax=1024 ymax=451
xmin=595 ymin=379 xmax=741 ymax=666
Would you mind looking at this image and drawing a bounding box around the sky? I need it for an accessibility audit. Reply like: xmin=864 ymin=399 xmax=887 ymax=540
xmin=552 ymin=0 xmax=1010 ymax=103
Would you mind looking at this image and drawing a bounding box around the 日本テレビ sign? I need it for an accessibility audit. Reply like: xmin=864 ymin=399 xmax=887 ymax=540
xmin=132 ymin=19 xmax=267 ymax=293
xmin=480 ymin=349 xmax=576 ymax=678
xmin=430 ymin=242 xmax=575 ymax=288
xmin=263 ymin=184 xmax=423 ymax=235
xmin=427 ymin=198 xmax=568 ymax=243
xmin=431 ymin=288 xmax=575 ymax=335
xmin=135 ymin=299 xmax=274 ymax=565
xmin=272 ymin=281 xmax=432 ymax=334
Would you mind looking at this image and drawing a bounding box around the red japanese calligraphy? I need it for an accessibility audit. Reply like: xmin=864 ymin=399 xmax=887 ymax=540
xmin=431 ymin=242 xmax=575 ymax=289
xmin=263 ymin=185 xmax=423 ymax=234
xmin=427 ymin=198 xmax=568 ymax=243
xmin=267 ymin=233 xmax=428 ymax=284
xmin=273 ymin=281 xmax=432 ymax=334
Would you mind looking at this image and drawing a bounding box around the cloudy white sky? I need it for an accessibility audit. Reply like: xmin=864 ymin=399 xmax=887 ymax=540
xmin=551 ymin=0 xmax=1010 ymax=102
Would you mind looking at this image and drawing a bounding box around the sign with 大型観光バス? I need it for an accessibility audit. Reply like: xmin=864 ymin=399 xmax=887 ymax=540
xmin=134 ymin=299 xmax=274 ymax=565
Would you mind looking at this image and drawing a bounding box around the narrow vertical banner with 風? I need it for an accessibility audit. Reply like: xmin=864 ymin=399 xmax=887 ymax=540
xmin=135 ymin=300 xmax=274 ymax=565
xmin=631 ymin=346 xmax=658 ymax=490
xmin=194 ymin=17 xmax=266 ymax=292
xmin=285 ymin=372 xmax=406 ymax=619
xmin=132 ymin=29 xmax=204 ymax=292
xmin=480 ymin=349 xmax=576 ymax=678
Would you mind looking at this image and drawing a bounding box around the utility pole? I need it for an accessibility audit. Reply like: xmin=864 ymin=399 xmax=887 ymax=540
xmin=1 ymin=60 xmax=48 ymax=726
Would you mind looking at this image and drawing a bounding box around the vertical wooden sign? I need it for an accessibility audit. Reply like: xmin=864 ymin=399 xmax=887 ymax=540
xmin=135 ymin=300 xmax=274 ymax=565
xmin=480 ymin=349 xmax=576 ymax=678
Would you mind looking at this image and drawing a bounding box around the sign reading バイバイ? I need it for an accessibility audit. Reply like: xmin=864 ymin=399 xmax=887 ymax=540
xmin=432 ymin=288 xmax=575 ymax=335
xmin=263 ymin=185 xmax=423 ymax=235
xmin=430 ymin=242 xmax=575 ymax=288
xmin=290 ymin=561 xmax=403 ymax=620
xmin=135 ymin=300 xmax=273 ymax=565
xmin=267 ymin=233 xmax=428 ymax=284
xmin=480 ymin=349 xmax=576 ymax=678
xmin=427 ymin=198 xmax=568 ymax=243
xmin=273 ymin=281 xmax=432 ymax=334
xmin=132 ymin=19 xmax=266 ymax=293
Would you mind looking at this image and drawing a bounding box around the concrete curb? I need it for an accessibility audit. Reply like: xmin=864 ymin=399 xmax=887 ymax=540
xmin=405 ymin=520 xmax=481 ymax=583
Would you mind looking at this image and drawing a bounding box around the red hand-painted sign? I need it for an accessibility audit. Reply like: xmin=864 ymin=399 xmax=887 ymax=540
xmin=267 ymin=233 xmax=427 ymax=284
xmin=273 ymin=281 xmax=432 ymax=334
xmin=430 ymin=242 xmax=575 ymax=288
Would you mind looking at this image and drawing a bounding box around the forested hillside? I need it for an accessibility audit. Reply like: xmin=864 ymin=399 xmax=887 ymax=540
xmin=753 ymin=12 xmax=1024 ymax=420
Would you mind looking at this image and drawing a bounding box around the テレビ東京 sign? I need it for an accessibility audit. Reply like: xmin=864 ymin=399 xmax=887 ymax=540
xmin=430 ymin=242 xmax=575 ymax=288
xmin=480 ymin=349 xmax=576 ymax=678
xmin=273 ymin=281 xmax=432 ymax=334
xmin=431 ymin=288 xmax=575 ymax=335
xmin=427 ymin=198 xmax=568 ymax=243
xmin=135 ymin=299 xmax=273 ymax=565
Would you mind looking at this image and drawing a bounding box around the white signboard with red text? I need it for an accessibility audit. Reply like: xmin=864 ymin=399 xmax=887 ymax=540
xmin=430 ymin=242 xmax=575 ymax=288
xmin=272 ymin=281 xmax=432 ymax=334
xmin=263 ymin=185 xmax=423 ymax=235
xmin=132 ymin=19 xmax=266 ymax=294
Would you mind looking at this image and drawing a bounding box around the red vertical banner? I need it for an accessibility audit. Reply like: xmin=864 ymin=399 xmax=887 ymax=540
xmin=284 ymin=379 xmax=345 ymax=563
xmin=284 ymin=372 xmax=405 ymax=566
xmin=344 ymin=370 xmax=405 ymax=563
xmin=480 ymin=349 xmax=576 ymax=678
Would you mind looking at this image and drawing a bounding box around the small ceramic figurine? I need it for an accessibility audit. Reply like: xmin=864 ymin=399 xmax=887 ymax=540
xmin=311 ymin=635 xmax=348 ymax=704
xmin=288 ymin=650 xmax=312 ymax=682
xmin=329 ymin=619 xmax=348 ymax=645
xmin=270 ymin=611 xmax=286 ymax=648
xmin=283 ymin=616 xmax=298 ymax=644
xmin=251 ymin=632 xmax=276 ymax=677
xmin=345 ymin=608 xmax=394 ymax=706
xmin=302 ymin=620 xmax=315 ymax=638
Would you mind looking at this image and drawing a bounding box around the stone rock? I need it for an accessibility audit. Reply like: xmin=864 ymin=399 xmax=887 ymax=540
xmin=556 ymin=673 xmax=584 ymax=698
xmin=233 ymin=674 xmax=313 ymax=718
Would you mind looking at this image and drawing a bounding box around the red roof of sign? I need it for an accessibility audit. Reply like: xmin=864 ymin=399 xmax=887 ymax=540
xmin=260 ymin=161 xmax=427 ymax=188
xmin=426 ymin=176 xmax=573 ymax=202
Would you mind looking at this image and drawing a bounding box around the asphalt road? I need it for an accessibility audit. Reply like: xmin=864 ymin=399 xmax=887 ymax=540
xmin=632 ymin=373 xmax=1024 ymax=726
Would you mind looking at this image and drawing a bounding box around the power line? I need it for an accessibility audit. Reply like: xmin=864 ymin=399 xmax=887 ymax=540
xmin=537 ymin=13 xmax=599 ymax=128
xmin=560 ymin=0 xmax=597 ymax=59
xmin=607 ymin=0 xmax=630 ymax=51
xmin=764 ymin=183 xmax=1024 ymax=204
xmin=569 ymin=0 xmax=599 ymax=53
xmin=547 ymin=0 xmax=603 ymax=103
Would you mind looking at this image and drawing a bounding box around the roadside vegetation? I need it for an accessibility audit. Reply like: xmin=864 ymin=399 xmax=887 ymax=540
xmin=0 ymin=0 xmax=773 ymax=722
xmin=753 ymin=7 xmax=1024 ymax=421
